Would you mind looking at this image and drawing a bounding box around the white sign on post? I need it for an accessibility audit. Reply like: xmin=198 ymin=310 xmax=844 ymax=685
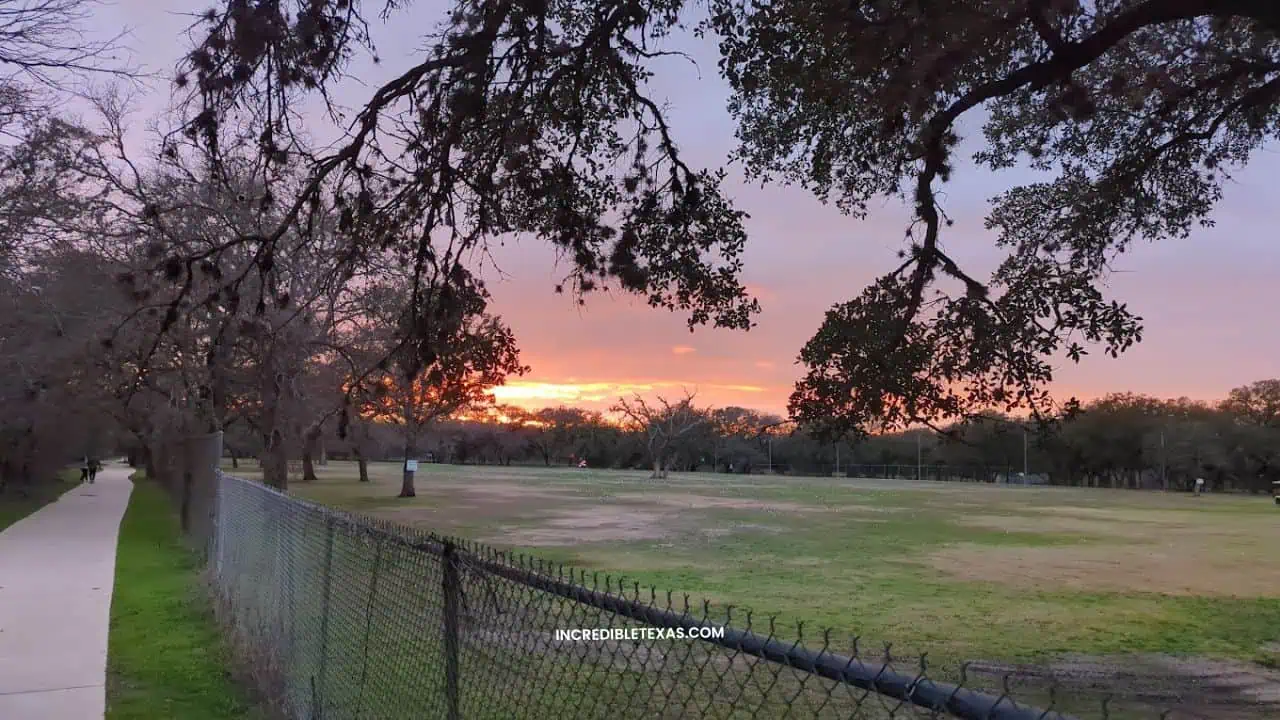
xmin=405 ymin=459 xmax=419 ymax=472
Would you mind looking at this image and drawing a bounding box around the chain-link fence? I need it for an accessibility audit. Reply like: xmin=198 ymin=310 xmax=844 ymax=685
xmin=835 ymin=464 xmax=1051 ymax=485
xmin=146 ymin=429 xmax=222 ymax=551
xmin=137 ymin=433 xmax=1246 ymax=719
xmin=194 ymin=467 xmax=1231 ymax=720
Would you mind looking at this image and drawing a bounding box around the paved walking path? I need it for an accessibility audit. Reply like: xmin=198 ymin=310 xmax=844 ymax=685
xmin=0 ymin=466 xmax=133 ymax=719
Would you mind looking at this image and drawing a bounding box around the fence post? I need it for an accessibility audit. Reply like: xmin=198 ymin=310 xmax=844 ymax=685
xmin=314 ymin=515 xmax=336 ymax=720
xmin=180 ymin=439 xmax=194 ymax=535
xmin=206 ymin=431 xmax=223 ymax=557
xmin=212 ymin=471 xmax=224 ymax=581
xmin=442 ymin=541 xmax=462 ymax=720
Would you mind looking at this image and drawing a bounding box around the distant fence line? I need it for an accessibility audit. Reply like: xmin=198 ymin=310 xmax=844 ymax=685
xmin=833 ymin=464 xmax=1048 ymax=485
xmin=149 ymin=431 xmax=1201 ymax=720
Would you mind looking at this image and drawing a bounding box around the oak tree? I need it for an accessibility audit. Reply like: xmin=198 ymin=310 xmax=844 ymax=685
xmin=612 ymin=390 xmax=707 ymax=478
xmin=356 ymin=273 xmax=527 ymax=497
xmin=713 ymin=1 xmax=1280 ymax=435
xmin=172 ymin=0 xmax=1280 ymax=439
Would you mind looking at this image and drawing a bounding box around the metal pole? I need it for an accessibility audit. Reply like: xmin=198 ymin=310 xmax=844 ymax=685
xmin=1022 ymin=429 xmax=1028 ymax=477
xmin=442 ymin=542 xmax=462 ymax=720
xmin=835 ymin=444 xmax=840 ymax=475
xmin=1160 ymin=430 xmax=1167 ymax=490
xmin=768 ymin=436 xmax=773 ymax=473
xmin=916 ymin=432 xmax=922 ymax=482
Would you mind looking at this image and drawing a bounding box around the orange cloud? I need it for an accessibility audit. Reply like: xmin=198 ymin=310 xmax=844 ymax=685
xmin=671 ymin=345 xmax=697 ymax=355
xmin=754 ymin=360 xmax=776 ymax=370
xmin=490 ymin=379 xmax=776 ymax=412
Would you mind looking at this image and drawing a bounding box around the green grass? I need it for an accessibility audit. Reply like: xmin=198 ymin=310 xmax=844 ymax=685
xmin=106 ymin=477 xmax=263 ymax=720
xmin=260 ymin=462 xmax=1280 ymax=664
xmin=0 ymin=468 xmax=77 ymax=532
xmin=227 ymin=459 xmax=1280 ymax=714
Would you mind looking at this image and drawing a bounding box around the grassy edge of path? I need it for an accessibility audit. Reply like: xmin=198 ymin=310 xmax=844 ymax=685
xmin=106 ymin=474 xmax=265 ymax=719
xmin=0 ymin=468 xmax=78 ymax=532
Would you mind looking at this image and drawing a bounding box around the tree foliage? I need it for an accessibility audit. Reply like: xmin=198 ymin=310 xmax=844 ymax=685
xmin=167 ymin=0 xmax=1280 ymax=437
xmin=1221 ymin=378 xmax=1280 ymax=427
xmin=711 ymin=0 xmax=1280 ymax=436
xmin=169 ymin=0 xmax=759 ymax=374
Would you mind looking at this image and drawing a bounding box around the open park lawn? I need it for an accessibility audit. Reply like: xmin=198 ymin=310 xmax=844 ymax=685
xmin=227 ymin=459 xmax=1280 ymax=712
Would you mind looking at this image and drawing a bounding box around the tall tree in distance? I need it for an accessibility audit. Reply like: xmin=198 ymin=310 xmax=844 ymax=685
xmin=357 ymin=271 xmax=526 ymax=498
xmin=1221 ymin=379 xmax=1280 ymax=428
xmin=613 ymin=390 xmax=707 ymax=479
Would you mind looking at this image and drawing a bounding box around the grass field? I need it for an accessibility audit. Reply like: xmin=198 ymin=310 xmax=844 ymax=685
xmin=106 ymin=477 xmax=263 ymax=719
xmin=227 ymin=459 xmax=1280 ymax=713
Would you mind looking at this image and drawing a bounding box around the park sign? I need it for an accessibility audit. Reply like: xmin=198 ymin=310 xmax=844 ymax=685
xmin=405 ymin=459 xmax=418 ymax=472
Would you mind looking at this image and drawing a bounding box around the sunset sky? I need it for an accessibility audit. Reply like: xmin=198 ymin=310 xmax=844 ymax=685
xmin=99 ymin=2 xmax=1280 ymax=415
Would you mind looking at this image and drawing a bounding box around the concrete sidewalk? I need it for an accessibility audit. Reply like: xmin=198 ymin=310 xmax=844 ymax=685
xmin=0 ymin=466 xmax=133 ymax=719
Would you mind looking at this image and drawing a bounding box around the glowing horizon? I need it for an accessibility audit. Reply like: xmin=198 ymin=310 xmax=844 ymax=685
xmin=484 ymin=376 xmax=1235 ymax=418
xmin=488 ymin=379 xmax=773 ymax=412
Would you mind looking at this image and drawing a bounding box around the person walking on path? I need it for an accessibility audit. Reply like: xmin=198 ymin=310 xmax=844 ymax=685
xmin=0 ymin=464 xmax=133 ymax=719
xmin=79 ymin=457 xmax=89 ymax=484
xmin=87 ymin=458 xmax=100 ymax=484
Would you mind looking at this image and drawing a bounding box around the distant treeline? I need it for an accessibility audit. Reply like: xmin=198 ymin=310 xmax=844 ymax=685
xmin=221 ymin=381 xmax=1280 ymax=495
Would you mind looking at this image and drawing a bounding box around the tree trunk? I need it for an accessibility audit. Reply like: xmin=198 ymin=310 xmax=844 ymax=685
xmin=262 ymin=429 xmax=289 ymax=490
xmin=301 ymin=448 xmax=317 ymax=482
xmin=318 ymin=438 xmax=328 ymax=466
xmin=399 ymin=466 xmax=415 ymax=497
xmin=651 ymin=456 xmax=661 ymax=479
xmin=259 ymin=358 xmax=289 ymax=490
xmin=141 ymin=444 xmax=155 ymax=482
xmin=354 ymin=445 xmax=370 ymax=482
xmin=300 ymin=422 xmax=323 ymax=482
xmin=399 ymin=438 xmax=417 ymax=497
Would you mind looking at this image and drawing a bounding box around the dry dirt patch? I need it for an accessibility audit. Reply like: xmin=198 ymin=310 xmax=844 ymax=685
xmin=926 ymin=542 xmax=1280 ymax=597
xmin=363 ymin=482 xmax=591 ymax=528
xmin=431 ymin=481 xmax=580 ymax=500
xmin=967 ymin=653 xmax=1280 ymax=718
xmin=954 ymin=513 xmax=1167 ymax=540
xmin=614 ymin=491 xmax=868 ymax=514
xmin=481 ymin=507 xmax=671 ymax=546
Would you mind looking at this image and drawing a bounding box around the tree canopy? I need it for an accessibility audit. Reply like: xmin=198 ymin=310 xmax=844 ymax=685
xmin=159 ymin=0 xmax=1280 ymax=437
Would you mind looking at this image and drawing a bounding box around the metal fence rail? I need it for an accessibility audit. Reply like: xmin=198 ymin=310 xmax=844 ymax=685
xmin=195 ymin=470 xmax=1219 ymax=720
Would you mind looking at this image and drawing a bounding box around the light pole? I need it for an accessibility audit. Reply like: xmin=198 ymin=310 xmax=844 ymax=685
xmin=1160 ymin=429 xmax=1167 ymax=491
xmin=916 ymin=432 xmax=922 ymax=482
xmin=1023 ymin=428 xmax=1028 ymax=478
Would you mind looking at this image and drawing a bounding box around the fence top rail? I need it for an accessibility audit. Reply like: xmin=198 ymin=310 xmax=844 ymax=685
xmin=216 ymin=470 xmax=1119 ymax=720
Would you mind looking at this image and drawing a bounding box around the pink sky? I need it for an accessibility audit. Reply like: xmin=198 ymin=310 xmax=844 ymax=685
xmin=97 ymin=1 xmax=1280 ymax=416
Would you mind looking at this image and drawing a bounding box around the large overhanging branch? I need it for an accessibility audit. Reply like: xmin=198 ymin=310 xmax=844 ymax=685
xmin=892 ymin=0 xmax=1279 ymax=364
xmin=860 ymin=1 xmax=1278 ymax=427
